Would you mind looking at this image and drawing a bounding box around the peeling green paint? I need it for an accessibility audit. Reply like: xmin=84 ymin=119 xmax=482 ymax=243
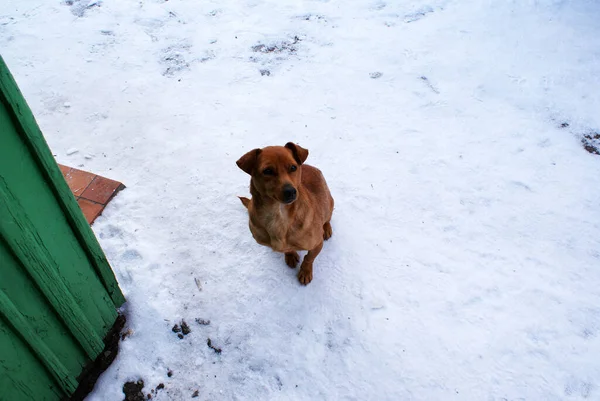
xmin=0 ymin=56 xmax=125 ymax=400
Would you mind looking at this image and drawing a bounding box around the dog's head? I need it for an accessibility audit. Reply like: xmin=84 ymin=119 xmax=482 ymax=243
xmin=237 ymin=142 xmax=309 ymax=204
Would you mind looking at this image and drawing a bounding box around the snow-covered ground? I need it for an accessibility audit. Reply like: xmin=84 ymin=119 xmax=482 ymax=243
xmin=3 ymin=0 xmax=600 ymax=399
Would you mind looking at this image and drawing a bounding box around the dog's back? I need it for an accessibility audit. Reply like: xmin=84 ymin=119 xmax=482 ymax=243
xmin=300 ymin=164 xmax=334 ymax=224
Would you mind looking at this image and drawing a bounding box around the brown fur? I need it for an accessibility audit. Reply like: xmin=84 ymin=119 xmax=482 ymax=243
xmin=236 ymin=142 xmax=334 ymax=285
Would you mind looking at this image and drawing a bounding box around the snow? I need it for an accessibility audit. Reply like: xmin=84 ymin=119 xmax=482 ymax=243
xmin=2 ymin=0 xmax=600 ymax=400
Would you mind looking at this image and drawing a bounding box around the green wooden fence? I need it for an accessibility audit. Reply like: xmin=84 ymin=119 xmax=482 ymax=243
xmin=0 ymin=55 xmax=125 ymax=400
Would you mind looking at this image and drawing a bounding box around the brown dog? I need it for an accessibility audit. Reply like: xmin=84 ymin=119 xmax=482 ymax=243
xmin=237 ymin=142 xmax=334 ymax=285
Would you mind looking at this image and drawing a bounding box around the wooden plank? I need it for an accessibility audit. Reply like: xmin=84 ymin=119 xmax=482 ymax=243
xmin=0 ymin=56 xmax=125 ymax=308
xmin=0 ymin=89 xmax=116 ymax=346
xmin=0 ymin=237 xmax=88 ymax=378
xmin=0 ymin=176 xmax=105 ymax=359
xmin=0 ymin=315 xmax=65 ymax=400
xmin=0 ymin=288 xmax=77 ymax=396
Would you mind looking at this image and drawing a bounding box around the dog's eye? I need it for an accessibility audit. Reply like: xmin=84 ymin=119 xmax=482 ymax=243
xmin=290 ymin=165 xmax=297 ymax=172
xmin=263 ymin=168 xmax=275 ymax=176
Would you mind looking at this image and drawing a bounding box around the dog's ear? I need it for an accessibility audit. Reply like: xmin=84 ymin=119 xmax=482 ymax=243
xmin=285 ymin=142 xmax=309 ymax=165
xmin=236 ymin=148 xmax=261 ymax=175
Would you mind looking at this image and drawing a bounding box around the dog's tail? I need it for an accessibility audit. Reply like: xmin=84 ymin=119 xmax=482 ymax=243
xmin=239 ymin=196 xmax=250 ymax=209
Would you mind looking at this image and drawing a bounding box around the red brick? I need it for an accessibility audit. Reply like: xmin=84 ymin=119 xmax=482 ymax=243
xmin=80 ymin=176 xmax=124 ymax=205
xmin=77 ymin=198 xmax=104 ymax=224
xmin=58 ymin=164 xmax=71 ymax=176
xmin=64 ymin=167 xmax=96 ymax=197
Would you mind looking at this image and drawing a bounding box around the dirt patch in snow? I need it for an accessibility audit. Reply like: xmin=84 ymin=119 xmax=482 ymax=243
xmin=207 ymin=338 xmax=222 ymax=354
xmin=172 ymin=319 xmax=192 ymax=339
xmin=558 ymin=122 xmax=600 ymax=155
xmin=122 ymin=380 xmax=145 ymax=401
xmin=582 ymin=132 xmax=600 ymax=155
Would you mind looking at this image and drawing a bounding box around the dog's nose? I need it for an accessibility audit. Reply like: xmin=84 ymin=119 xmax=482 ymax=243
xmin=282 ymin=185 xmax=297 ymax=203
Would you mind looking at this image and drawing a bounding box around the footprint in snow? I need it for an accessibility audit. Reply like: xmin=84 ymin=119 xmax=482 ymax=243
xmin=296 ymin=14 xmax=328 ymax=23
xmin=371 ymin=2 xmax=387 ymax=11
xmin=404 ymin=6 xmax=435 ymax=23
xmin=40 ymin=92 xmax=70 ymax=114
xmin=161 ymin=44 xmax=192 ymax=77
xmin=98 ymin=224 xmax=122 ymax=239
xmin=249 ymin=36 xmax=303 ymax=68
xmin=564 ymin=377 xmax=594 ymax=398
xmin=121 ymin=249 xmax=142 ymax=262
xmin=63 ymin=0 xmax=101 ymax=18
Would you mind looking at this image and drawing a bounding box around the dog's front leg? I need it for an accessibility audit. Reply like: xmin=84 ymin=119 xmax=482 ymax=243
xmin=285 ymin=252 xmax=300 ymax=268
xmin=298 ymin=241 xmax=323 ymax=285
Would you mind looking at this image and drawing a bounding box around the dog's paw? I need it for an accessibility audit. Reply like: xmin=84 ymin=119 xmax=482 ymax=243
xmin=285 ymin=251 xmax=300 ymax=268
xmin=323 ymin=222 xmax=332 ymax=241
xmin=297 ymin=266 xmax=313 ymax=285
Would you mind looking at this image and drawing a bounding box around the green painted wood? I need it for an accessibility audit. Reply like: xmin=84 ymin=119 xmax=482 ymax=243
xmin=0 ymin=55 xmax=125 ymax=308
xmin=0 ymin=175 xmax=105 ymax=358
xmin=0 ymin=237 xmax=88 ymax=378
xmin=0 ymin=56 xmax=126 ymax=400
xmin=0 ymin=316 xmax=65 ymax=401
xmin=0 ymin=289 xmax=78 ymax=396
xmin=0 ymin=94 xmax=117 ymax=338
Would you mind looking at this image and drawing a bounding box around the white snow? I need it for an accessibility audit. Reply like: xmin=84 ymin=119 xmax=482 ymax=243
xmin=2 ymin=0 xmax=600 ymax=400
